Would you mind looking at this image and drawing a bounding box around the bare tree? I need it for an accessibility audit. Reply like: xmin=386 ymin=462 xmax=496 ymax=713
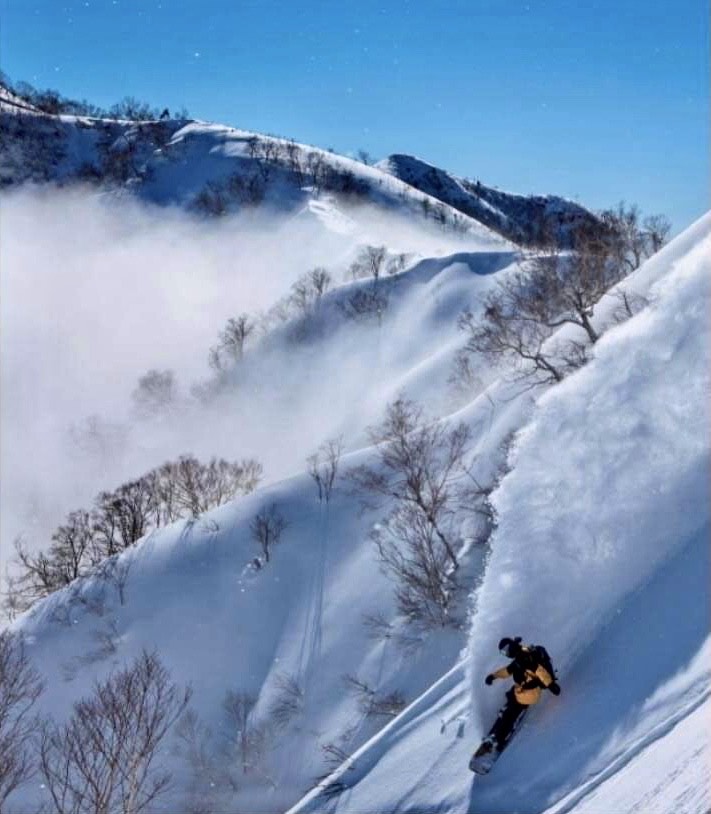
xmin=214 ymin=314 xmax=255 ymax=366
xmin=96 ymin=555 xmax=133 ymax=606
xmin=0 ymin=631 xmax=44 ymax=811
xmin=348 ymin=245 xmax=386 ymax=283
xmin=290 ymin=275 xmax=315 ymax=317
xmin=174 ymin=710 xmax=225 ymax=808
xmin=338 ymin=288 xmax=388 ymax=322
xmin=459 ymin=237 xmax=618 ymax=388
xmin=461 ymin=204 xmax=669 ymax=388
xmin=93 ymin=478 xmax=157 ymax=556
xmin=361 ymin=611 xmax=424 ymax=654
xmin=289 ymin=268 xmax=333 ymax=319
xmin=307 ymin=437 xmax=343 ymax=504
xmin=365 ymin=246 xmax=386 ymax=282
xmin=350 ymin=398 xmax=469 ymax=570
xmin=9 ymin=541 xmax=55 ymax=611
xmin=220 ymin=691 xmax=265 ymax=776
xmin=447 ymin=350 xmax=483 ymax=399
xmin=459 ymin=297 xmax=564 ymax=386
xmin=10 ymin=525 xmax=93 ymax=611
xmin=285 ymin=140 xmax=304 ymax=183
xmin=609 ymin=287 xmax=650 ymax=325
xmin=39 ymin=650 xmax=191 ymax=814
xmin=599 ymin=202 xmax=670 ymax=271
xmin=11 ymin=453 xmax=262 ymax=613
xmin=372 ymin=503 xmax=456 ymax=626
xmin=167 ymin=456 xmax=262 ymax=518
xmin=131 ymin=369 xmax=177 ymax=418
xmin=250 ymin=504 xmax=288 ymax=563
xmin=642 ymin=213 xmax=671 ymax=255
xmin=50 ymin=510 xmax=98 ymax=581
xmin=349 ymin=398 xmax=470 ymax=625
xmin=309 ymin=267 xmax=332 ymax=303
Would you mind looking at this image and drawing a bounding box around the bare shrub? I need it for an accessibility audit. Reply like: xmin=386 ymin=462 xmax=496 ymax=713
xmin=162 ymin=455 xmax=262 ymax=518
xmin=96 ymin=556 xmax=132 ymax=606
xmin=338 ymin=288 xmax=388 ymax=322
xmin=131 ymin=369 xmax=177 ymax=418
xmin=600 ymin=203 xmax=671 ymax=271
xmin=448 ymin=349 xmax=483 ymax=399
xmin=193 ymin=181 xmax=228 ymax=216
xmin=307 ymin=437 xmax=343 ymax=504
xmin=175 ymin=710 xmax=225 ymax=807
xmin=250 ymin=504 xmax=288 ymax=563
xmin=642 ymin=213 xmax=671 ymax=255
xmin=220 ymin=691 xmax=266 ymax=776
xmin=387 ymin=253 xmax=407 ymax=276
xmin=39 ymin=650 xmax=190 ymax=814
xmin=342 ymin=674 xmax=407 ymax=719
xmin=0 ymin=631 xmax=44 ymax=809
xmin=269 ymin=673 xmax=304 ymax=730
xmin=609 ymin=287 xmax=650 ymax=325
xmin=361 ymin=612 xmax=424 ymax=654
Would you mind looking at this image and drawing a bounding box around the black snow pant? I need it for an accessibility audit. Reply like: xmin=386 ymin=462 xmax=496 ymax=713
xmin=488 ymin=689 xmax=528 ymax=750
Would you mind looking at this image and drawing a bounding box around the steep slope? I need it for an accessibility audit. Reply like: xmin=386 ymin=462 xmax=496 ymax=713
xmin=289 ymin=213 xmax=711 ymax=814
xmin=5 ymin=244 xmax=526 ymax=814
xmin=380 ymin=153 xmax=600 ymax=247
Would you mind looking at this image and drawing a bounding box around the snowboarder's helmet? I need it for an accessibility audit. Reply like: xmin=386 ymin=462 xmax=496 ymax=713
xmin=498 ymin=637 xmax=522 ymax=658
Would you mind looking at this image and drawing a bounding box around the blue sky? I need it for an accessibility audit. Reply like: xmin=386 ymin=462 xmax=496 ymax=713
xmin=1 ymin=0 xmax=707 ymax=231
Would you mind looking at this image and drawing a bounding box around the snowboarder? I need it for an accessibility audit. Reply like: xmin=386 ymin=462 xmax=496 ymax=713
xmin=469 ymin=637 xmax=560 ymax=774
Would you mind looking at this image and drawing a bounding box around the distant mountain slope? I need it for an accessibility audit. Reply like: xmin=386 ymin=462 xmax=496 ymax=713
xmin=380 ymin=153 xmax=600 ymax=247
xmin=0 ymin=85 xmax=597 ymax=247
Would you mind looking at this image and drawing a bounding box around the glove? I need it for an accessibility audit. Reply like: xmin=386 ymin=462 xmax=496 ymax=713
xmin=549 ymin=681 xmax=561 ymax=696
xmin=485 ymin=674 xmax=495 ymax=686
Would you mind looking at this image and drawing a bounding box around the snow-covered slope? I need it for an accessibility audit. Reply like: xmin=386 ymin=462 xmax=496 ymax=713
xmin=288 ymin=214 xmax=711 ymax=814
xmin=7 ymin=211 xmax=709 ymax=813
xmin=0 ymin=91 xmax=594 ymax=247
xmin=3 ymin=85 xmax=708 ymax=814
xmin=380 ymin=153 xmax=600 ymax=247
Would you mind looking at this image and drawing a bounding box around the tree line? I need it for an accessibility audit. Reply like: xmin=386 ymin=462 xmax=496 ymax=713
xmin=457 ymin=202 xmax=670 ymax=389
xmin=1 ymin=72 xmax=188 ymax=121
xmin=5 ymin=455 xmax=262 ymax=617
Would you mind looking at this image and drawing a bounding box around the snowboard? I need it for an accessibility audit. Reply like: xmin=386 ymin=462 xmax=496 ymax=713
xmin=468 ymin=706 xmax=529 ymax=775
